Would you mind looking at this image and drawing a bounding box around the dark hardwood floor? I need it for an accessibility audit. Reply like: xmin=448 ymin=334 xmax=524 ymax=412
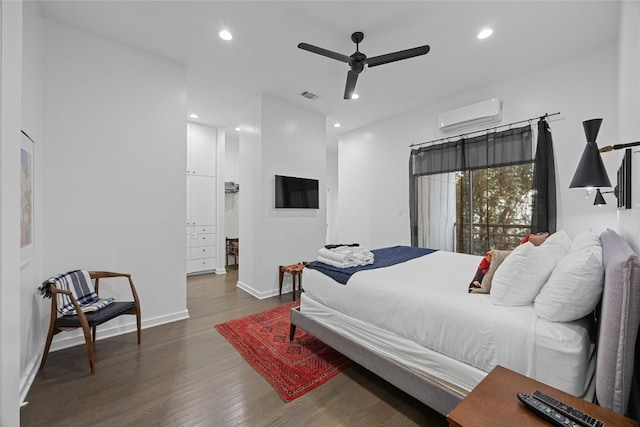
xmin=21 ymin=269 xmax=448 ymax=426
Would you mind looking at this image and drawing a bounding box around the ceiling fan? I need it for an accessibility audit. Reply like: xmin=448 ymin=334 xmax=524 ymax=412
xmin=298 ymin=31 xmax=430 ymax=100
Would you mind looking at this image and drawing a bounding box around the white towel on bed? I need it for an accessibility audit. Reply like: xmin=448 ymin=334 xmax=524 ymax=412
xmin=317 ymin=246 xmax=374 ymax=267
xmin=318 ymin=248 xmax=349 ymax=262
xmin=317 ymin=255 xmax=357 ymax=268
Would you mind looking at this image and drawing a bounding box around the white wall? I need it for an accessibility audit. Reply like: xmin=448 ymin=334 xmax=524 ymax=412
xmin=338 ymin=43 xmax=620 ymax=248
xmin=41 ymin=20 xmax=189 ymax=350
xmin=617 ymin=0 xmax=640 ymax=253
xmin=326 ymin=138 xmax=339 ymax=244
xmin=238 ymin=97 xmax=262 ymax=292
xmin=216 ymin=127 xmax=226 ymax=272
xmin=225 ymin=131 xmax=240 ymax=239
xmin=1 ymin=1 xmax=24 ymax=424
xmin=20 ymin=0 xmax=46 ymax=405
xmin=238 ymin=95 xmax=326 ymax=298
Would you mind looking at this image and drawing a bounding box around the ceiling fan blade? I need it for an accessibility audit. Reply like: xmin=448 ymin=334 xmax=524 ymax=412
xmin=344 ymin=70 xmax=359 ymax=99
xmin=365 ymin=45 xmax=430 ymax=67
xmin=298 ymin=43 xmax=352 ymax=64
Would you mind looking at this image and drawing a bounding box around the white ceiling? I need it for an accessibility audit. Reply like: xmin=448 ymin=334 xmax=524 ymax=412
xmin=38 ymin=1 xmax=620 ymax=136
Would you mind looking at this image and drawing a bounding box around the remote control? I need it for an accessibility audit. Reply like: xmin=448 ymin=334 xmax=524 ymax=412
xmin=533 ymin=390 xmax=605 ymax=427
xmin=517 ymin=392 xmax=581 ymax=426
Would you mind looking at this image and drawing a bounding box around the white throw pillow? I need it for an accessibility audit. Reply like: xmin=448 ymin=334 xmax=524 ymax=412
xmin=490 ymin=241 xmax=568 ymax=306
xmin=534 ymin=244 xmax=604 ymax=322
xmin=570 ymin=231 xmax=601 ymax=253
xmin=541 ymin=229 xmax=572 ymax=253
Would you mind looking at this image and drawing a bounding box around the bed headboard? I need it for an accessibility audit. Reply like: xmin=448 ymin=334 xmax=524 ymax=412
xmin=596 ymin=229 xmax=640 ymax=415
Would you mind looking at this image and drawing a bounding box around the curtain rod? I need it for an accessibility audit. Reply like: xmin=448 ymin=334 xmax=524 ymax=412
xmin=410 ymin=111 xmax=561 ymax=149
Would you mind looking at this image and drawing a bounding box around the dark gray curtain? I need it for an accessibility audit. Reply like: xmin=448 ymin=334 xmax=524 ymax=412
xmin=531 ymin=119 xmax=557 ymax=234
xmin=409 ymin=125 xmax=533 ymax=246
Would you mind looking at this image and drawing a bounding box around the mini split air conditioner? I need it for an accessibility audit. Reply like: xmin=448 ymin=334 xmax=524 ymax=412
xmin=438 ymin=98 xmax=502 ymax=133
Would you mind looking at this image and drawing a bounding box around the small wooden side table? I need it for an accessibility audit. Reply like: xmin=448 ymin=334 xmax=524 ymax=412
xmin=279 ymin=263 xmax=305 ymax=301
xmin=447 ymin=365 xmax=637 ymax=427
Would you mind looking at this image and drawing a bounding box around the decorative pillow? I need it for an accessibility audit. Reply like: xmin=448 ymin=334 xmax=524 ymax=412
xmin=476 ymin=250 xmax=511 ymax=293
xmin=534 ymin=243 xmax=604 ymax=322
xmin=570 ymin=231 xmax=601 ymax=253
xmin=541 ymin=229 xmax=572 ymax=253
xmin=521 ymin=232 xmax=549 ymax=246
xmin=490 ymin=241 xmax=569 ymax=306
xmin=469 ymin=250 xmax=492 ymax=293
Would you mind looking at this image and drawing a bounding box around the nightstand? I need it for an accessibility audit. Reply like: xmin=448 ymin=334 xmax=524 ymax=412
xmin=447 ymin=365 xmax=636 ymax=427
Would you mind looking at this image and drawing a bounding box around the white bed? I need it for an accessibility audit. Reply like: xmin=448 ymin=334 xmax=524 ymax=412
xmin=290 ymin=229 xmax=640 ymax=417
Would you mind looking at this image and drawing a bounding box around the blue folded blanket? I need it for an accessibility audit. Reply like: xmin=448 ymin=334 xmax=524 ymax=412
xmin=306 ymin=245 xmax=436 ymax=285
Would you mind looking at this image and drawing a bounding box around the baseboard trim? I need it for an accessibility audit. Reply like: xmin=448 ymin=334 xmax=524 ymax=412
xmin=236 ymin=280 xmax=291 ymax=300
xmin=187 ymin=269 xmax=214 ymax=276
xmin=19 ymin=354 xmax=42 ymax=407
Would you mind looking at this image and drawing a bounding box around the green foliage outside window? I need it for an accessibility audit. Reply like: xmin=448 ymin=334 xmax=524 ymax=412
xmin=456 ymin=163 xmax=533 ymax=255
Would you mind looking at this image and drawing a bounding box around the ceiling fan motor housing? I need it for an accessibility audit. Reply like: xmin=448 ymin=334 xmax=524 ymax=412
xmin=349 ymin=32 xmax=366 ymax=73
xmin=350 ymin=52 xmax=366 ymax=73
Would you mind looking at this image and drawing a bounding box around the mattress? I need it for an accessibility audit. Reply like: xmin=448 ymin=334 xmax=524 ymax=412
xmin=300 ymin=250 xmax=595 ymax=397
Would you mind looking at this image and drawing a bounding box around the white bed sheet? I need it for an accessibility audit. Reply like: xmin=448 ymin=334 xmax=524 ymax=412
xmin=301 ymin=250 xmax=595 ymax=397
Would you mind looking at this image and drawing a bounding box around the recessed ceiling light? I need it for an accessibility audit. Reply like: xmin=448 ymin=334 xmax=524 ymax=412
xmin=219 ymin=30 xmax=232 ymax=41
xmin=351 ymin=93 xmax=359 ymax=100
xmin=235 ymin=126 xmax=240 ymax=131
xmin=189 ymin=113 xmax=199 ymax=119
xmin=333 ymin=123 xmax=341 ymax=128
xmin=477 ymin=28 xmax=493 ymax=40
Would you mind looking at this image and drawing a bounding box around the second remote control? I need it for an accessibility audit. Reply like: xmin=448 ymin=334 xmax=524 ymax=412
xmin=517 ymin=392 xmax=581 ymax=426
xmin=532 ymin=390 xmax=605 ymax=427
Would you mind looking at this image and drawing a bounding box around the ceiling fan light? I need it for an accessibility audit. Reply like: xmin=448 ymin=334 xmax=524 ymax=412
xmin=477 ymin=28 xmax=493 ymax=39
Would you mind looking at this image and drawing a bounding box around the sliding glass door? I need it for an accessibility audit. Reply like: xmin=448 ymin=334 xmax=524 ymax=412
xmin=455 ymin=163 xmax=533 ymax=255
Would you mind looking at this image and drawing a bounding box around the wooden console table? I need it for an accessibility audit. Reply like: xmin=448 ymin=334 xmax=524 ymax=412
xmin=447 ymin=365 xmax=637 ymax=427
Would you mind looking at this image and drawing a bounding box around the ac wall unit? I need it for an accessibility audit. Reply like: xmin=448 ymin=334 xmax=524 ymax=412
xmin=438 ymin=98 xmax=502 ymax=133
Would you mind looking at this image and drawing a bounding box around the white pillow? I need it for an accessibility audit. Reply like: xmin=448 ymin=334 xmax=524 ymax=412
xmin=490 ymin=241 xmax=568 ymax=306
xmin=542 ymin=229 xmax=572 ymax=253
xmin=534 ymin=244 xmax=604 ymax=322
xmin=570 ymin=231 xmax=601 ymax=253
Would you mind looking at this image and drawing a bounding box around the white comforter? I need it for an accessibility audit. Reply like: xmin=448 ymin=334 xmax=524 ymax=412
xmin=301 ymin=250 xmax=594 ymax=396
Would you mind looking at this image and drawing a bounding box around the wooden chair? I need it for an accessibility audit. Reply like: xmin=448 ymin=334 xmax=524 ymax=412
xmin=39 ymin=270 xmax=141 ymax=374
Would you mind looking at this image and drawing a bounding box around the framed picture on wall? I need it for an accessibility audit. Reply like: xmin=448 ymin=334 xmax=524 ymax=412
xmin=21 ymin=130 xmax=34 ymax=266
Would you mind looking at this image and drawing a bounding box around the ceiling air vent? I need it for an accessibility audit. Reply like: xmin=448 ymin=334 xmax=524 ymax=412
xmin=300 ymin=91 xmax=320 ymax=100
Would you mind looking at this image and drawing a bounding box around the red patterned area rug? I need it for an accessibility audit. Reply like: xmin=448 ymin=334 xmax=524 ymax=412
xmin=215 ymin=301 xmax=352 ymax=402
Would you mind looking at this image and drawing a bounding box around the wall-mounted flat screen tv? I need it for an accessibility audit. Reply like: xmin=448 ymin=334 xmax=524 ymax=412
xmin=275 ymin=175 xmax=319 ymax=209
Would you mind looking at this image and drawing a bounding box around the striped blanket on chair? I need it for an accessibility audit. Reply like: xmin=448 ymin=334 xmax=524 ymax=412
xmin=38 ymin=270 xmax=115 ymax=316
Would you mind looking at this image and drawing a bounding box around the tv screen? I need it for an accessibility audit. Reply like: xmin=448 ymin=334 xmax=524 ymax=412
xmin=275 ymin=175 xmax=319 ymax=209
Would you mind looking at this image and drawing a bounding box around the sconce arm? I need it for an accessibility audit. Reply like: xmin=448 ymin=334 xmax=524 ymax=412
xmin=600 ymin=140 xmax=640 ymax=153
